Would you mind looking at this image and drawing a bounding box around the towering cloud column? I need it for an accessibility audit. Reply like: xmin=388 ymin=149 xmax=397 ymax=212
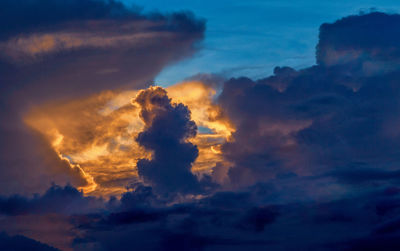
xmin=134 ymin=87 xmax=201 ymax=195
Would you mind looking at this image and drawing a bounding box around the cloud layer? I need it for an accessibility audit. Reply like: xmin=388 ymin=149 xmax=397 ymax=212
xmin=3 ymin=6 xmax=400 ymax=251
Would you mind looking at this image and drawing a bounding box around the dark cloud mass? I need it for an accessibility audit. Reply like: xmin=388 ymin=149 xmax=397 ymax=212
xmin=135 ymin=87 xmax=201 ymax=195
xmin=3 ymin=6 xmax=400 ymax=251
xmin=0 ymin=184 xmax=103 ymax=216
xmin=317 ymin=12 xmax=400 ymax=66
xmin=0 ymin=232 xmax=59 ymax=251
xmin=217 ymin=12 xmax=400 ymax=190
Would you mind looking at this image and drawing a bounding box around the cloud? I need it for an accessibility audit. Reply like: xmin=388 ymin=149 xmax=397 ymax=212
xmin=215 ymin=12 xmax=400 ymax=191
xmin=0 ymin=184 xmax=103 ymax=216
xmin=0 ymin=0 xmax=205 ymax=195
xmin=72 ymin=189 xmax=280 ymax=250
xmin=0 ymin=232 xmax=59 ymax=251
xmin=0 ymin=0 xmax=205 ymax=101
xmin=4 ymin=8 xmax=400 ymax=251
xmin=317 ymin=12 xmax=400 ymax=67
xmin=22 ymin=81 xmax=231 ymax=196
xmin=330 ymin=167 xmax=400 ymax=185
xmin=134 ymin=87 xmax=201 ymax=195
xmin=217 ymin=76 xmax=313 ymax=187
xmin=50 ymin=11 xmax=400 ymax=250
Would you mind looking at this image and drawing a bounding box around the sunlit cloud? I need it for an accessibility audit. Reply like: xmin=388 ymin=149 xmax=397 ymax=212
xmin=24 ymin=81 xmax=234 ymax=196
xmin=0 ymin=27 xmax=172 ymax=63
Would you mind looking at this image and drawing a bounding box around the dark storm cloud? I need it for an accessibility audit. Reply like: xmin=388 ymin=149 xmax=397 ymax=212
xmin=317 ymin=12 xmax=400 ymax=66
xmin=341 ymin=235 xmax=400 ymax=251
xmin=29 ymin=183 xmax=392 ymax=250
xmin=73 ymin=188 xmax=280 ymax=251
xmin=0 ymin=232 xmax=59 ymax=251
xmin=216 ymin=12 xmax=400 ymax=190
xmin=330 ymin=167 xmax=400 ymax=185
xmin=0 ymin=184 xmax=103 ymax=216
xmin=71 ymin=186 xmax=400 ymax=250
xmin=117 ymin=185 xmax=159 ymax=210
xmin=134 ymin=87 xmax=201 ymax=195
xmin=0 ymin=0 xmax=205 ymax=195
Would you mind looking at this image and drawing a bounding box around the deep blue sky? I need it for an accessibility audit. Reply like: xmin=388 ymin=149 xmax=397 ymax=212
xmin=124 ymin=0 xmax=400 ymax=85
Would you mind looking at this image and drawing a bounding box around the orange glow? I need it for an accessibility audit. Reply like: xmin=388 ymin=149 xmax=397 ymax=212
xmin=0 ymin=26 xmax=172 ymax=62
xmin=24 ymin=81 xmax=234 ymax=197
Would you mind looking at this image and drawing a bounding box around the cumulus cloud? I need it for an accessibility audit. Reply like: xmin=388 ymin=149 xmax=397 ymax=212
xmin=215 ymin=12 xmax=400 ymax=191
xmin=134 ymin=87 xmax=201 ymax=195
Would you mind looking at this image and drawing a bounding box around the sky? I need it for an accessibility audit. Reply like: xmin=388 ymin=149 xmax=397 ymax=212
xmin=3 ymin=0 xmax=400 ymax=250
xmin=126 ymin=0 xmax=400 ymax=85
